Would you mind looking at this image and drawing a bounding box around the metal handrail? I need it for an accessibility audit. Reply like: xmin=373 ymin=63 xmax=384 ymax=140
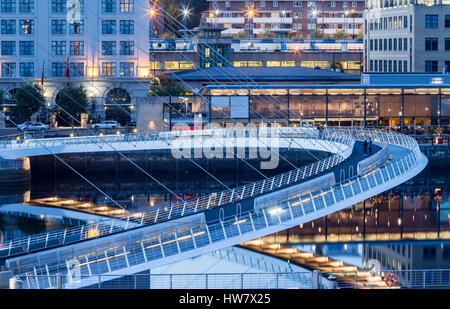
xmin=14 ymin=268 xmax=450 ymax=289
xmin=5 ymin=128 xmax=426 ymax=287
xmin=0 ymin=127 xmax=354 ymax=258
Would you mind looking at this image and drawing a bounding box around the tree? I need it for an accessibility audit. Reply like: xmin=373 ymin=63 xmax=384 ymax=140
xmin=333 ymin=29 xmax=347 ymax=39
xmin=314 ymin=28 xmax=330 ymax=39
xmin=55 ymin=86 xmax=89 ymax=127
xmin=289 ymin=31 xmax=304 ymax=39
xmin=233 ymin=30 xmax=248 ymax=39
xmin=14 ymin=84 xmax=45 ymax=122
xmin=151 ymin=79 xmax=186 ymax=96
xmin=0 ymin=88 xmax=4 ymax=108
xmin=257 ymin=31 xmax=275 ymax=39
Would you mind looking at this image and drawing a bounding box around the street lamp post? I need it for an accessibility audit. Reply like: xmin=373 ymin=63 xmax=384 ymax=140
xmin=310 ymin=9 xmax=317 ymax=51
xmin=149 ymin=8 xmax=155 ymax=39
xmin=182 ymin=7 xmax=190 ymax=38
xmin=344 ymin=9 xmax=349 ymax=46
xmin=247 ymin=8 xmax=254 ymax=39
xmin=281 ymin=9 xmax=287 ymax=51
xmin=351 ymin=9 xmax=355 ymax=39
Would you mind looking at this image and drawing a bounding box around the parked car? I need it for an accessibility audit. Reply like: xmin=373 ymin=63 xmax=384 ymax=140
xmin=92 ymin=120 xmax=120 ymax=129
xmin=17 ymin=121 xmax=49 ymax=131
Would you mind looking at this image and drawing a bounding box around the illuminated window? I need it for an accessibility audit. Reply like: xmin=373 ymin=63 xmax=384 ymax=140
xmin=281 ymin=61 xmax=295 ymax=67
xmin=180 ymin=61 xmax=194 ymax=70
xmin=150 ymin=61 xmax=161 ymax=70
xmin=247 ymin=61 xmax=263 ymax=67
xmin=165 ymin=61 xmax=180 ymax=70
xmin=267 ymin=61 xmax=281 ymax=67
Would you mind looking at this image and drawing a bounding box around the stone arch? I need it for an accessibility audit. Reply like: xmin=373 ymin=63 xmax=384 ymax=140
xmin=103 ymin=87 xmax=133 ymax=126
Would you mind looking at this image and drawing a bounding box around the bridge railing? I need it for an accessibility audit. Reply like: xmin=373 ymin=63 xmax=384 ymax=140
xmin=13 ymin=268 xmax=450 ymax=289
xmin=0 ymin=128 xmax=354 ymax=259
xmin=6 ymin=129 xmax=425 ymax=288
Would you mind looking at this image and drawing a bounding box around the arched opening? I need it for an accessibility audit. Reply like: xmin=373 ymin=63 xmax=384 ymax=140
xmin=104 ymin=88 xmax=132 ymax=126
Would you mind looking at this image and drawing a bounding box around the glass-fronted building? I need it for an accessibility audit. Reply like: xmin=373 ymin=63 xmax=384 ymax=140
xmin=201 ymin=83 xmax=450 ymax=134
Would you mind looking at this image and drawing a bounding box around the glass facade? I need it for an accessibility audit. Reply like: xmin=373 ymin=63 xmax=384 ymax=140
xmin=205 ymin=86 xmax=450 ymax=134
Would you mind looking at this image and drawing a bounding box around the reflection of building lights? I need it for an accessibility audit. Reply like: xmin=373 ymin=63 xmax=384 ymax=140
xmin=268 ymin=207 xmax=283 ymax=215
xmin=87 ymin=228 xmax=100 ymax=238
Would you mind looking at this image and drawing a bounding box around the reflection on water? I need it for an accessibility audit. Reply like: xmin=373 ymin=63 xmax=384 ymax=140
xmin=294 ymin=241 xmax=450 ymax=272
xmin=1 ymin=153 xmax=450 ymax=270
xmin=0 ymin=213 xmax=81 ymax=242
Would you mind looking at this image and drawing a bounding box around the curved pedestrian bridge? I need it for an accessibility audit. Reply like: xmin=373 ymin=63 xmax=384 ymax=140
xmin=0 ymin=127 xmax=427 ymax=289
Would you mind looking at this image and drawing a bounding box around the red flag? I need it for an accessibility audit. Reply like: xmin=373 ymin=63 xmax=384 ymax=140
xmin=64 ymin=56 xmax=70 ymax=78
xmin=41 ymin=61 xmax=45 ymax=86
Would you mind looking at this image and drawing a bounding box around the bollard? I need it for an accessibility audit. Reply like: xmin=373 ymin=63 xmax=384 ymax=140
xmin=328 ymin=276 xmax=337 ymax=289
xmin=312 ymin=270 xmax=322 ymax=289
xmin=9 ymin=276 xmax=22 ymax=289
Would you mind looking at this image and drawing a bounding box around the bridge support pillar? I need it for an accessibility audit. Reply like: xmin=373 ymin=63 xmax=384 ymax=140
xmin=328 ymin=276 xmax=337 ymax=289
xmin=56 ymin=273 xmax=64 ymax=289
xmin=0 ymin=271 xmax=12 ymax=289
xmin=312 ymin=270 xmax=322 ymax=289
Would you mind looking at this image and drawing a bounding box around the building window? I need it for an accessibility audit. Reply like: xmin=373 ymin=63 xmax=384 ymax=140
xmin=19 ymin=41 xmax=34 ymax=55
xmin=51 ymin=0 xmax=66 ymax=13
xmin=102 ymin=62 xmax=116 ymax=77
xmin=273 ymin=1 xmax=278 ymax=7
xmin=102 ymin=41 xmax=116 ymax=55
xmin=1 ymin=20 xmax=16 ymax=34
xmin=51 ymin=41 xmax=66 ymax=56
xmin=102 ymin=0 xmax=116 ymax=13
xmin=102 ymin=20 xmax=116 ymax=34
xmin=423 ymin=246 xmax=436 ymax=260
xmin=425 ymin=38 xmax=438 ymax=51
xmin=1 ymin=62 xmax=15 ymax=77
xmin=1 ymin=0 xmax=15 ymax=12
xmin=352 ymin=1 xmax=357 ymax=7
xmin=225 ymin=1 xmax=231 ymax=7
xmin=1 ymin=41 xmax=15 ymax=55
xmin=343 ymin=1 xmax=348 ymax=7
xmin=19 ymin=0 xmax=33 ymax=13
xmin=51 ymin=20 xmax=66 ymax=34
xmin=119 ymin=62 xmax=134 ymax=76
xmin=293 ymin=1 xmax=302 ymax=7
xmin=446 ymin=15 xmax=450 ymax=28
xmin=69 ymin=20 xmax=84 ymax=34
xmin=180 ymin=61 xmax=194 ymax=70
xmin=425 ymin=15 xmax=438 ymax=28
xmin=120 ymin=20 xmax=134 ymax=34
xmin=120 ymin=0 xmax=133 ymax=13
xmin=120 ymin=41 xmax=134 ymax=55
xmin=70 ymin=41 xmax=84 ymax=55
xmin=331 ymin=1 xmax=336 ymax=7
xmin=70 ymin=62 xmax=84 ymax=77
xmin=51 ymin=62 xmax=65 ymax=77
xmin=425 ymin=60 xmax=438 ymax=72
xmin=446 ymin=38 xmax=450 ymax=51
xmin=19 ymin=62 xmax=34 ymax=77
xmin=19 ymin=19 xmax=34 ymax=34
